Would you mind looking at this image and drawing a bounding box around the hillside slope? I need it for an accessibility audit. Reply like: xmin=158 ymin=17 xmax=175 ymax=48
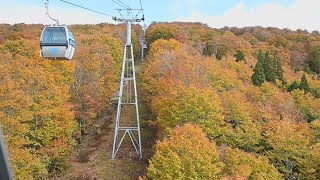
xmin=0 ymin=22 xmax=320 ymax=179
xmin=142 ymin=22 xmax=320 ymax=179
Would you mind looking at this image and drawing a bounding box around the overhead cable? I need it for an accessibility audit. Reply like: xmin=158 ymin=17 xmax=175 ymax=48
xmin=59 ymin=0 xmax=113 ymax=17
xmin=112 ymin=0 xmax=130 ymax=9
xmin=139 ymin=0 xmax=144 ymax=15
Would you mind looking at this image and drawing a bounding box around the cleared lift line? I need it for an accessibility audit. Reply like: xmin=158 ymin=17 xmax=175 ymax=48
xmin=56 ymin=0 xmax=146 ymax=160
xmin=112 ymin=6 xmax=145 ymax=160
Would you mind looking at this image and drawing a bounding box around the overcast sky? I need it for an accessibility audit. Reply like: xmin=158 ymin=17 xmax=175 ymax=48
xmin=0 ymin=0 xmax=319 ymax=31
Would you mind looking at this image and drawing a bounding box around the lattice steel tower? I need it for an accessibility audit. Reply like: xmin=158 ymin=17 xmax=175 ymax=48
xmin=112 ymin=9 xmax=144 ymax=160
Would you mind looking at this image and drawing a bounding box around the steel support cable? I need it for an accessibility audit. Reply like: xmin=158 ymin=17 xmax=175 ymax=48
xmin=139 ymin=0 xmax=144 ymax=15
xmin=134 ymin=0 xmax=144 ymax=21
xmin=59 ymin=0 xmax=113 ymax=17
xmin=112 ymin=0 xmax=130 ymax=9
xmin=112 ymin=0 xmax=127 ymax=9
xmin=117 ymin=0 xmax=130 ymax=8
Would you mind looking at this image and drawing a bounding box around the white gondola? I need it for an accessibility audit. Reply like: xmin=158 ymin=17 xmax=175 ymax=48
xmin=40 ymin=26 xmax=75 ymax=60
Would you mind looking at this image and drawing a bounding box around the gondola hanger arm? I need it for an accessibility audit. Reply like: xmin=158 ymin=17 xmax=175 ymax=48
xmin=45 ymin=0 xmax=59 ymax=25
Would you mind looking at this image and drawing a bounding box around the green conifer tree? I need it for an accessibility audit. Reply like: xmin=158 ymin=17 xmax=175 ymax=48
xmin=273 ymin=52 xmax=284 ymax=82
xmin=263 ymin=51 xmax=276 ymax=83
xmin=287 ymin=81 xmax=300 ymax=92
xmin=216 ymin=50 xmax=223 ymax=60
xmin=257 ymin=49 xmax=265 ymax=64
xmin=235 ymin=50 xmax=245 ymax=62
xmin=300 ymin=74 xmax=310 ymax=93
xmin=251 ymin=60 xmax=265 ymax=86
xmin=308 ymin=46 xmax=320 ymax=75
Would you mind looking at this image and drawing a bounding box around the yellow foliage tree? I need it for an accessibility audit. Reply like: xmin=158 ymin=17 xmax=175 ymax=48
xmin=291 ymin=89 xmax=320 ymax=122
xmin=220 ymin=91 xmax=262 ymax=152
xmin=220 ymin=147 xmax=283 ymax=180
xmin=152 ymin=86 xmax=225 ymax=139
xmin=265 ymin=119 xmax=317 ymax=179
xmin=147 ymin=124 xmax=223 ymax=180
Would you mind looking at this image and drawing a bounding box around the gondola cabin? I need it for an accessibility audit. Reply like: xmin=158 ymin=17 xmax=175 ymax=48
xmin=40 ymin=26 xmax=75 ymax=60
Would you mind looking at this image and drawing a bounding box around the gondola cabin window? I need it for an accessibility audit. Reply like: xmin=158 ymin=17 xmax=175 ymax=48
xmin=42 ymin=27 xmax=67 ymax=45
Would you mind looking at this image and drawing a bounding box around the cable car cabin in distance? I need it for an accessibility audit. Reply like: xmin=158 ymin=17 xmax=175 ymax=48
xmin=40 ymin=26 xmax=75 ymax=60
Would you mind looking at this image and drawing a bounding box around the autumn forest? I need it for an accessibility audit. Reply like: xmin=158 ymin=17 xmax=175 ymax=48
xmin=1 ymin=22 xmax=320 ymax=179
